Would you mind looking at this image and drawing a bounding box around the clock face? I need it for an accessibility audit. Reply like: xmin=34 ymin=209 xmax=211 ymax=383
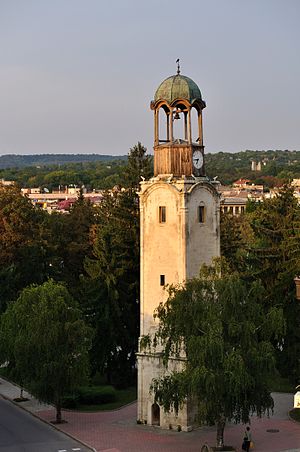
xmin=192 ymin=150 xmax=203 ymax=170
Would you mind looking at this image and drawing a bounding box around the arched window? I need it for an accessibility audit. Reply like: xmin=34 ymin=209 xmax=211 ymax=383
xmin=198 ymin=205 xmax=205 ymax=223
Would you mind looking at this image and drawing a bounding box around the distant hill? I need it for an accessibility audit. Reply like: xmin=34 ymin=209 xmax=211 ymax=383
xmin=0 ymin=154 xmax=127 ymax=169
xmin=1 ymin=150 xmax=300 ymax=190
xmin=205 ymin=149 xmax=300 ymax=185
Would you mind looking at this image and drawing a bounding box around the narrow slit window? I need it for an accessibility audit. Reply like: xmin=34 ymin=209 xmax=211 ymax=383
xmin=159 ymin=206 xmax=166 ymax=223
xmin=160 ymin=275 xmax=165 ymax=286
xmin=198 ymin=206 xmax=205 ymax=223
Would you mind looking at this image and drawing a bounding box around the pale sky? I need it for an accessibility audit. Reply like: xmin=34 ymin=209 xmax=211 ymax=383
xmin=0 ymin=0 xmax=299 ymax=155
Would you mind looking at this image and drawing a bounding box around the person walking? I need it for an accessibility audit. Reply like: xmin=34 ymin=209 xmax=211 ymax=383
xmin=244 ymin=426 xmax=252 ymax=451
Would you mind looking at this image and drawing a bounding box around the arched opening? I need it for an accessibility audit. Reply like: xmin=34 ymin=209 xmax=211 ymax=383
xmin=151 ymin=402 xmax=160 ymax=426
xmin=191 ymin=102 xmax=204 ymax=145
xmin=157 ymin=104 xmax=170 ymax=144
xmin=191 ymin=107 xmax=200 ymax=144
xmin=172 ymin=102 xmax=189 ymax=143
xmin=158 ymin=108 xmax=168 ymax=143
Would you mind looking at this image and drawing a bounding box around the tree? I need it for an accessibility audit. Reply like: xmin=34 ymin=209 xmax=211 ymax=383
xmin=143 ymin=264 xmax=285 ymax=448
xmin=84 ymin=188 xmax=139 ymax=385
xmin=220 ymin=187 xmax=300 ymax=383
xmin=0 ymin=280 xmax=92 ymax=423
xmin=238 ymin=186 xmax=300 ymax=382
xmin=122 ymin=142 xmax=153 ymax=189
xmin=220 ymin=212 xmax=254 ymax=270
xmin=0 ymin=184 xmax=46 ymax=311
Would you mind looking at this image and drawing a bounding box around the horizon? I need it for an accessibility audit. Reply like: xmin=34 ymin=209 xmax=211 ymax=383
xmin=1 ymin=148 xmax=299 ymax=159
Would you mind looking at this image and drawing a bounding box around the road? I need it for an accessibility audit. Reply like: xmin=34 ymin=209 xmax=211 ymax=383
xmin=0 ymin=397 xmax=92 ymax=452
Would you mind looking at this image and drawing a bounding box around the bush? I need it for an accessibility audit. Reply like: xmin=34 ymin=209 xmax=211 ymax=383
xmin=78 ymin=385 xmax=116 ymax=405
xmin=61 ymin=394 xmax=80 ymax=409
xmin=90 ymin=372 xmax=106 ymax=386
xmin=290 ymin=408 xmax=300 ymax=422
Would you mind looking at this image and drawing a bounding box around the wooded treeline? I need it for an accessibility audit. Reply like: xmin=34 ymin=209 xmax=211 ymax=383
xmin=2 ymin=149 xmax=300 ymax=189
xmin=0 ymin=143 xmax=299 ymax=419
xmin=0 ymin=153 xmax=126 ymax=169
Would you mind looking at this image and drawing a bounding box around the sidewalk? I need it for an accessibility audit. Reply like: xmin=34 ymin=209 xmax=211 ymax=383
xmin=1 ymin=377 xmax=299 ymax=452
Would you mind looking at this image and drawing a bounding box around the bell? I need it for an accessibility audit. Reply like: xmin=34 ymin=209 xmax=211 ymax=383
xmin=173 ymin=111 xmax=180 ymax=120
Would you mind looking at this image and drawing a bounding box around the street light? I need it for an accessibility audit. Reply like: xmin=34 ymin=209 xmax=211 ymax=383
xmin=294 ymin=276 xmax=300 ymax=300
xmin=294 ymin=385 xmax=300 ymax=408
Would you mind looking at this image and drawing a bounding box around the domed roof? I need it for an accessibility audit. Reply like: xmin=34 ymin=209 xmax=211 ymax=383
xmin=154 ymin=74 xmax=202 ymax=104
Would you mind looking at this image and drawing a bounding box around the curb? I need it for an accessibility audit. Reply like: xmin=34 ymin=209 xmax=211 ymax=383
xmin=0 ymin=392 xmax=96 ymax=452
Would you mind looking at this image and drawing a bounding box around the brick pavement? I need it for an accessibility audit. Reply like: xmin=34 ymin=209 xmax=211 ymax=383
xmin=1 ymin=377 xmax=299 ymax=452
xmin=37 ymin=396 xmax=300 ymax=452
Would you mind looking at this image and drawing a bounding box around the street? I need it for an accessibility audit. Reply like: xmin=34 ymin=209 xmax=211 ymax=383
xmin=0 ymin=397 xmax=92 ymax=452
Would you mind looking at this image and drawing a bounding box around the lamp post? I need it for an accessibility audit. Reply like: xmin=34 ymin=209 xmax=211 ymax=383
xmin=294 ymin=277 xmax=300 ymax=300
xmin=294 ymin=385 xmax=300 ymax=409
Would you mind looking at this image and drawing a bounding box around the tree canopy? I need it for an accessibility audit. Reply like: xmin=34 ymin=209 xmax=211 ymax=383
xmin=0 ymin=280 xmax=92 ymax=422
xmin=221 ymin=186 xmax=300 ymax=383
xmin=0 ymin=184 xmax=47 ymax=310
xmin=2 ymin=149 xmax=300 ymax=189
xmin=83 ymin=187 xmax=139 ymax=385
xmin=144 ymin=264 xmax=285 ymax=448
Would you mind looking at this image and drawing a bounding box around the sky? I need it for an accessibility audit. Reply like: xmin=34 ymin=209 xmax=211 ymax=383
xmin=0 ymin=0 xmax=300 ymax=156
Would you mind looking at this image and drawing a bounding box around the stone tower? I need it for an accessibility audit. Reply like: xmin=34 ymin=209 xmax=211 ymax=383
xmin=137 ymin=66 xmax=220 ymax=431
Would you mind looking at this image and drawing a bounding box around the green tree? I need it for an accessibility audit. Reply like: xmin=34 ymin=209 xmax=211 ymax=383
xmin=84 ymin=188 xmax=139 ymax=385
xmin=144 ymin=264 xmax=284 ymax=448
xmin=64 ymin=193 xmax=95 ymax=289
xmin=38 ymin=191 xmax=95 ymax=294
xmin=0 ymin=280 xmax=92 ymax=423
xmin=122 ymin=142 xmax=153 ymax=189
xmin=220 ymin=212 xmax=254 ymax=270
xmin=0 ymin=184 xmax=46 ymax=311
xmin=239 ymin=186 xmax=300 ymax=382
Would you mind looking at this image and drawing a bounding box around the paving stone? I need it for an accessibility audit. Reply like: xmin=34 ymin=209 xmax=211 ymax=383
xmin=1 ymin=377 xmax=300 ymax=452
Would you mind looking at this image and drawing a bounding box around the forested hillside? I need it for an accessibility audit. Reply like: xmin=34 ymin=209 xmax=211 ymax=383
xmin=205 ymin=149 xmax=300 ymax=185
xmin=0 ymin=153 xmax=126 ymax=169
xmin=1 ymin=149 xmax=300 ymax=189
xmin=0 ymin=159 xmax=129 ymax=190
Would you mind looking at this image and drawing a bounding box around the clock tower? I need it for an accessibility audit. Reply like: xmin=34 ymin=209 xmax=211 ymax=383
xmin=137 ymin=65 xmax=220 ymax=430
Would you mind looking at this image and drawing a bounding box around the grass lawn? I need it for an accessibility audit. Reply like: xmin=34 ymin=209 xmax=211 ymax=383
xmin=289 ymin=408 xmax=300 ymax=422
xmin=0 ymin=366 xmax=10 ymax=379
xmin=76 ymin=386 xmax=137 ymax=411
xmin=0 ymin=367 xmax=137 ymax=412
xmin=268 ymin=374 xmax=295 ymax=393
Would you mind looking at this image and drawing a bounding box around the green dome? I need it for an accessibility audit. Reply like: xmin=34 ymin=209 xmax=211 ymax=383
xmin=154 ymin=74 xmax=202 ymax=104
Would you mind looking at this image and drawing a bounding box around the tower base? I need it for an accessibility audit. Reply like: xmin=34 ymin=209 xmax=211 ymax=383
xmin=137 ymin=351 xmax=198 ymax=431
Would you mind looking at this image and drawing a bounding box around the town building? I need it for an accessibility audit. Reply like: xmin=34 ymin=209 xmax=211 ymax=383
xmin=137 ymin=67 xmax=220 ymax=430
xmin=0 ymin=179 xmax=14 ymax=186
xmin=21 ymin=187 xmax=103 ymax=212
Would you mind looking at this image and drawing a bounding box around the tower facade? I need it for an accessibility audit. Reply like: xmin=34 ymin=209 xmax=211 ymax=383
xmin=137 ymin=68 xmax=220 ymax=430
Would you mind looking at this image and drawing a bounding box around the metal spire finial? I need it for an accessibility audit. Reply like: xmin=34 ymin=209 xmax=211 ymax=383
xmin=176 ymin=58 xmax=180 ymax=75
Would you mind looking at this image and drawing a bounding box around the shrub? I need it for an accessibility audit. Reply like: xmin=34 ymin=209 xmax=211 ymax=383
xmin=290 ymin=408 xmax=300 ymax=422
xmin=90 ymin=372 xmax=106 ymax=386
xmin=78 ymin=385 xmax=116 ymax=405
xmin=62 ymin=394 xmax=80 ymax=409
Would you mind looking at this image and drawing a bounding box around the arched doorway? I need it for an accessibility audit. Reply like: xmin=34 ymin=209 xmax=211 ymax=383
xmin=151 ymin=403 xmax=160 ymax=426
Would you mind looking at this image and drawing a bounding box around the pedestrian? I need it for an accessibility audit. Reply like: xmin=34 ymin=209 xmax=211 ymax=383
xmin=243 ymin=426 xmax=252 ymax=451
